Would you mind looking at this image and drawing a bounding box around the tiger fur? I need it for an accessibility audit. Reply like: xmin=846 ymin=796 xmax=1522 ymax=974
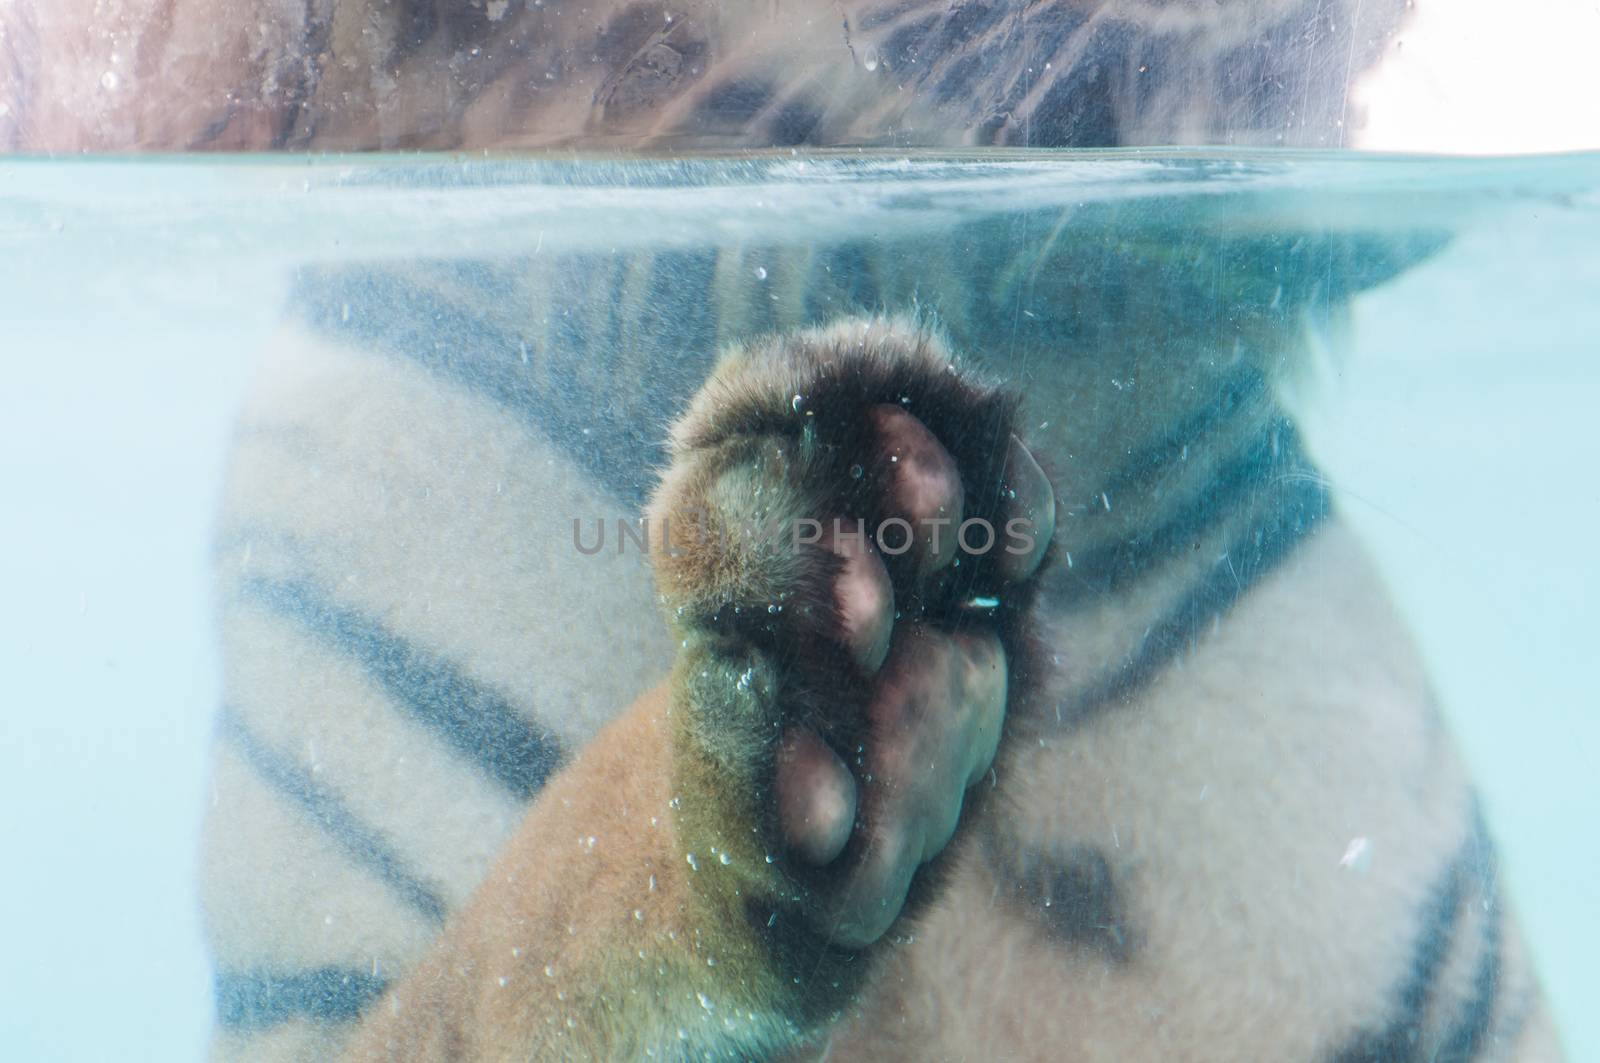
xmin=10 ymin=0 xmax=1399 ymax=152
xmin=202 ymin=182 xmax=1561 ymax=1059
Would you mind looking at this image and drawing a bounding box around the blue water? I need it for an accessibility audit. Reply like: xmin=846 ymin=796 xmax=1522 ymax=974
xmin=1 ymin=150 xmax=1596 ymax=1059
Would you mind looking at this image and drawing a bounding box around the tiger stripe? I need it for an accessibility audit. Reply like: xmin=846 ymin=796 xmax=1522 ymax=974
xmin=200 ymin=182 xmax=1553 ymax=1058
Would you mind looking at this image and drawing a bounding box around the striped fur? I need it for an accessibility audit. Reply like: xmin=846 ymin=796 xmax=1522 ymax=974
xmin=201 ymin=197 xmax=1560 ymax=1059
xmin=8 ymin=0 xmax=1400 ymax=152
xmin=110 ymin=1 xmax=1560 ymax=1059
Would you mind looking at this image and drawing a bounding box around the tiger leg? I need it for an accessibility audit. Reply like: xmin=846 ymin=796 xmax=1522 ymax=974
xmin=341 ymin=317 xmax=1056 ymax=1059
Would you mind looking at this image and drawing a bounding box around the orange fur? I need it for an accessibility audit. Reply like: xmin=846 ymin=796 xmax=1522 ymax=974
xmin=343 ymin=685 xmax=799 ymax=1061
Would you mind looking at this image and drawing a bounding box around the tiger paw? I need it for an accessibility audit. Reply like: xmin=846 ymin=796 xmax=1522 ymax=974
xmin=649 ymin=318 xmax=1054 ymax=951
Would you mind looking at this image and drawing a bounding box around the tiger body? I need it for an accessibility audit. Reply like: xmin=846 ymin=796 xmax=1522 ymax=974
xmin=203 ymin=189 xmax=1560 ymax=1061
xmin=30 ymin=0 xmax=1530 ymax=1059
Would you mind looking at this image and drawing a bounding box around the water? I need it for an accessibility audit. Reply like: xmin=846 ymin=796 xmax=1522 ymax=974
xmin=1 ymin=150 xmax=1596 ymax=1059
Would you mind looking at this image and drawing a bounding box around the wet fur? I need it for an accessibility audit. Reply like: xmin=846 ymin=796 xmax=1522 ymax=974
xmin=197 ymin=212 xmax=1559 ymax=1062
xmin=8 ymin=0 xmax=1401 ymax=151
xmin=335 ymin=315 xmax=1561 ymax=1061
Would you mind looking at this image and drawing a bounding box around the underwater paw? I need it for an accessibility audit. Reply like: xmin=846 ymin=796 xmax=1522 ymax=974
xmin=650 ymin=317 xmax=1054 ymax=949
